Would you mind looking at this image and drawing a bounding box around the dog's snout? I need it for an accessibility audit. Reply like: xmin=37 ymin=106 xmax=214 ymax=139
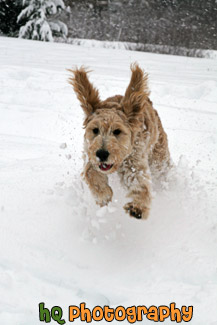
xmin=96 ymin=149 xmax=109 ymax=162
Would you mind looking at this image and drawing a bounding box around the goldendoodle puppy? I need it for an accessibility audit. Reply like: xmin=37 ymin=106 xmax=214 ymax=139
xmin=69 ymin=63 xmax=170 ymax=219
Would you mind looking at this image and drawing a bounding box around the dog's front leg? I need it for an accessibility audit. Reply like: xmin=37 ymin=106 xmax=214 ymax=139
xmin=84 ymin=162 xmax=113 ymax=206
xmin=119 ymin=162 xmax=152 ymax=219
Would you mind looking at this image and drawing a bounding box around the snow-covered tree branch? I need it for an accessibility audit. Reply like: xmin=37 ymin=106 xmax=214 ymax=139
xmin=17 ymin=0 xmax=68 ymax=41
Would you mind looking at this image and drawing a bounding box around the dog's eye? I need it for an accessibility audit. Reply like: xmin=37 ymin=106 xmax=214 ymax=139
xmin=113 ymin=129 xmax=121 ymax=136
xmin=93 ymin=128 xmax=99 ymax=135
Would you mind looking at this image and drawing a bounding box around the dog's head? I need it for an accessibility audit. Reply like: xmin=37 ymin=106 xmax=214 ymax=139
xmin=68 ymin=63 xmax=150 ymax=174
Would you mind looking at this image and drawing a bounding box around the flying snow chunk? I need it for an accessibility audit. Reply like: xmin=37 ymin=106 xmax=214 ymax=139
xmin=65 ymin=154 xmax=71 ymax=160
xmin=60 ymin=142 xmax=67 ymax=149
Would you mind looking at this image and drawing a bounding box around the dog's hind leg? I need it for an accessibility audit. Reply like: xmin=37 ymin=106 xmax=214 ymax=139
xmin=83 ymin=162 xmax=113 ymax=206
xmin=149 ymin=113 xmax=171 ymax=178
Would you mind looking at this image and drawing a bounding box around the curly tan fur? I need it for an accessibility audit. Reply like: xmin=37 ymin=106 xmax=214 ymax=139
xmin=69 ymin=63 xmax=171 ymax=219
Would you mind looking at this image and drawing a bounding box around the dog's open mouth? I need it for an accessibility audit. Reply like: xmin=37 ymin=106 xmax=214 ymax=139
xmin=99 ymin=163 xmax=113 ymax=171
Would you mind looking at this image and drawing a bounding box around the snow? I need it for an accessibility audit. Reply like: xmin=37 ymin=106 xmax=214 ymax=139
xmin=65 ymin=38 xmax=217 ymax=59
xmin=17 ymin=0 xmax=67 ymax=42
xmin=0 ymin=36 xmax=217 ymax=324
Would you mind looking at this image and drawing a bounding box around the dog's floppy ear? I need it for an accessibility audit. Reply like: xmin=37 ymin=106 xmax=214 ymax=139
xmin=68 ymin=67 xmax=101 ymax=116
xmin=122 ymin=63 xmax=150 ymax=128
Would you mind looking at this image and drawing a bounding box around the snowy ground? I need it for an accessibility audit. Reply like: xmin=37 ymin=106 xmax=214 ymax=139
xmin=0 ymin=36 xmax=217 ymax=324
xmin=65 ymin=37 xmax=217 ymax=59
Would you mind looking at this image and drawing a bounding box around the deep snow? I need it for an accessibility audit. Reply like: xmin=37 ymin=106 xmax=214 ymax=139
xmin=0 ymin=36 xmax=217 ymax=324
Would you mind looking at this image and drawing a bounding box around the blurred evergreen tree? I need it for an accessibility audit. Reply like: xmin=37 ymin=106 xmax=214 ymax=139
xmin=17 ymin=0 xmax=68 ymax=41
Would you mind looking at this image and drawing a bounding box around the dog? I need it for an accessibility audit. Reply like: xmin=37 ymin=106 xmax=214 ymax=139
xmin=68 ymin=63 xmax=170 ymax=219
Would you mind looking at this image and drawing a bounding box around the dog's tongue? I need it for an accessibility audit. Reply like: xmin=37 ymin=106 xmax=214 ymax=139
xmin=99 ymin=163 xmax=112 ymax=171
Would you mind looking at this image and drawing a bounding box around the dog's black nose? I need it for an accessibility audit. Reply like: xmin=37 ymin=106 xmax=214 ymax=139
xmin=96 ymin=149 xmax=109 ymax=162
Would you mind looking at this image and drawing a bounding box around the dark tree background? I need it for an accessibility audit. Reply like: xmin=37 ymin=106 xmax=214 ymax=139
xmin=0 ymin=0 xmax=23 ymax=36
xmin=1 ymin=0 xmax=217 ymax=50
xmin=62 ymin=0 xmax=217 ymax=50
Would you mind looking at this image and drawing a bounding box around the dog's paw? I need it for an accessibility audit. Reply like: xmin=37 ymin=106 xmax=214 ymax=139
xmin=95 ymin=186 xmax=113 ymax=207
xmin=124 ymin=202 xmax=150 ymax=220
